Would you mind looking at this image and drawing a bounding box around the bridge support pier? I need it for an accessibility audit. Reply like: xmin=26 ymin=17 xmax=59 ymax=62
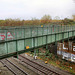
xmin=72 ymin=31 xmax=74 ymax=40
xmin=37 ymin=49 xmax=39 ymax=56
xmin=34 ymin=49 xmax=37 ymax=60
xmin=46 ymin=45 xmax=48 ymax=50
xmin=17 ymin=53 xmax=18 ymax=59
xmin=13 ymin=53 xmax=18 ymax=59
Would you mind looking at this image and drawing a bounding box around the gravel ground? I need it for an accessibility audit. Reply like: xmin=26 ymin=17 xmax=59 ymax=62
xmin=21 ymin=53 xmax=73 ymax=75
xmin=0 ymin=53 xmax=73 ymax=75
xmin=0 ymin=61 xmax=13 ymax=75
xmin=0 ymin=57 xmax=38 ymax=75
xmin=8 ymin=57 xmax=38 ymax=75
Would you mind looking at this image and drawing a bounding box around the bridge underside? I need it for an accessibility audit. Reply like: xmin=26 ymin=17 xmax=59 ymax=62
xmin=0 ymin=25 xmax=75 ymax=59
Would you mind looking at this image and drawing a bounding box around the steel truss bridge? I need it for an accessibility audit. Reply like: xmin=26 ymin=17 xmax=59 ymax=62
xmin=0 ymin=25 xmax=75 ymax=59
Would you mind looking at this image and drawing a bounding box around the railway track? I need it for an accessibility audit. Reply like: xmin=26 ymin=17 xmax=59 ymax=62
xmin=19 ymin=55 xmax=60 ymax=75
xmin=1 ymin=59 xmax=28 ymax=75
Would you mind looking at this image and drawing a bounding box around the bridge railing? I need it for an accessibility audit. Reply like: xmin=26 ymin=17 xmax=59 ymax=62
xmin=0 ymin=25 xmax=75 ymax=41
xmin=0 ymin=25 xmax=75 ymax=59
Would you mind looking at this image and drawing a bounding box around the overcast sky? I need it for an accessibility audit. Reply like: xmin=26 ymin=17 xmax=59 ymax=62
xmin=0 ymin=0 xmax=75 ymax=20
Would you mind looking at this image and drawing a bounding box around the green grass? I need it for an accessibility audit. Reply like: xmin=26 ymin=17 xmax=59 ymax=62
xmin=38 ymin=55 xmax=75 ymax=74
xmin=27 ymin=51 xmax=75 ymax=74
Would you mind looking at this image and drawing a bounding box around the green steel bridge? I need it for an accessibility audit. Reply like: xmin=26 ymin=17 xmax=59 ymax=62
xmin=0 ymin=25 xmax=75 ymax=59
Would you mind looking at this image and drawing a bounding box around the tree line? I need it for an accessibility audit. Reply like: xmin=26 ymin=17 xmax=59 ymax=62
xmin=0 ymin=15 xmax=75 ymax=27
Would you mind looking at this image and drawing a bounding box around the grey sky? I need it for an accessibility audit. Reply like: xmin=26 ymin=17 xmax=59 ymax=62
xmin=0 ymin=0 xmax=75 ymax=20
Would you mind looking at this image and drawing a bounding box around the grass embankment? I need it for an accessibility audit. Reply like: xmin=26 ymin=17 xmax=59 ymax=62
xmin=38 ymin=55 xmax=75 ymax=75
xmin=26 ymin=50 xmax=75 ymax=75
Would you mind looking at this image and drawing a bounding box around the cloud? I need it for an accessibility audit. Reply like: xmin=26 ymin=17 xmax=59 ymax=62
xmin=0 ymin=0 xmax=75 ymax=20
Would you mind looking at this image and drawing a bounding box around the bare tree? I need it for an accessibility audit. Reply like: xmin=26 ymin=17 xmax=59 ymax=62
xmin=54 ymin=16 xmax=60 ymax=20
xmin=41 ymin=15 xmax=52 ymax=24
xmin=72 ymin=15 xmax=75 ymax=21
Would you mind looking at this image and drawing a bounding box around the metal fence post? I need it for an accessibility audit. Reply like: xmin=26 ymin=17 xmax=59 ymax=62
xmin=5 ymin=30 xmax=8 ymax=54
xmin=68 ymin=31 xmax=69 ymax=42
xmin=34 ymin=49 xmax=37 ymax=59
xmin=58 ymin=25 xmax=59 ymax=40
xmin=33 ymin=38 xmax=37 ymax=59
xmin=72 ymin=25 xmax=74 ymax=40
xmin=46 ymin=35 xmax=48 ymax=50
xmin=55 ymin=34 xmax=57 ymax=45
xmin=51 ymin=26 xmax=52 ymax=42
xmin=37 ymin=27 xmax=38 ymax=47
xmin=24 ymin=28 xmax=25 ymax=49
xmin=46 ymin=27 xmax=48 ymax=49
xmin=42 ymin=27 xmax=43 ymax=45
xmin=15 ymin=28 xmax=18 ymax=59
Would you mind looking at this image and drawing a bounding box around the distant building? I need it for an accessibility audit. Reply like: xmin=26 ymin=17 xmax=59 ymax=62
xmin=57 ymin=42 xmax=75 ymax=62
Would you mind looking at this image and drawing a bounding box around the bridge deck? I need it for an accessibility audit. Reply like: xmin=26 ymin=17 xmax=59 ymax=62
xmin=0 ymin=25 xmax=75 ymax=59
